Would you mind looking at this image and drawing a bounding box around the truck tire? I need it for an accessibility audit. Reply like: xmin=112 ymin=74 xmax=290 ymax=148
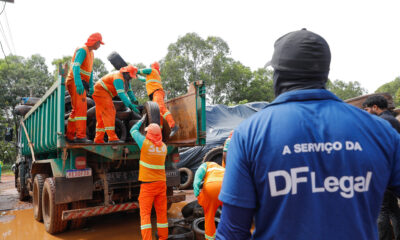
xmin=140 ymin=101 xmax=161 ymax=134
xmin=116 ymin=108 xmax=133 ymax=121
xmin=107 ymin=51 xmax=128 ymax=70
xmin=178 ymin=167 xmax=194 ymax=190
xmin=17 ymin=165 xmax=29 ymax=201
xmin=113 ymin=101 xmax=127 ymax=112
xmin=202 ymin=146 xmax=224 ymax=166
xmin=42 ymin=177 xmax=68 ymax=234
xmin=14 ymin=105 xmax=32 ymax=116
xmin=69 ymin=201 xmax=87 ymax=230
xmin=33 ymin=174 xmax=48 ymax=222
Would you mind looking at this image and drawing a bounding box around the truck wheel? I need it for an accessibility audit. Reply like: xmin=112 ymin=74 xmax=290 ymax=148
xmin=33 ymin=174 xmax=48 ymax=222
xmin=202 ymin=146 xmax=224 ymax=166
xmin=42 ymin=177 xmax=68 ymax=234
xmin=178 ymin=168 xmax=194 ymax=190
xmin=69 ymin=201 xmax=87 ymax=230
xmin=107 ymin=51 xmax=128 ymax=70
xmin=16 ymin=166 xmax=29 ymax=201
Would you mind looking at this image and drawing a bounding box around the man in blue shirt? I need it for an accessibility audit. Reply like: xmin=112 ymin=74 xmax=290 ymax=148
xmin=217 ymin=29 xmax=400 ymax=240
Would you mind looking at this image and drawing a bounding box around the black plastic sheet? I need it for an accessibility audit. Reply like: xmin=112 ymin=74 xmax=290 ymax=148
xmin=177 ymin=102 xmax=269 ymax=172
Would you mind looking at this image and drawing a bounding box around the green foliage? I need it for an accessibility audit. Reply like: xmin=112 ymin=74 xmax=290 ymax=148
xmin=0 ymin=54 xmax=53 ymax=164
xmin=326 ymin=79 xmax=367 ymax=100
xmin=376 ymin=77 xmax=400 ymax=106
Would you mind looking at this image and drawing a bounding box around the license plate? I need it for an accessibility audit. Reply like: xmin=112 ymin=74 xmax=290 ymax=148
xmin=66 ymin=168 xmax=92 ymax=178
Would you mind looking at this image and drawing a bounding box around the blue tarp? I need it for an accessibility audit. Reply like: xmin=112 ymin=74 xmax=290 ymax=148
xmin=177 ymin=102 xmax=269 ymax=172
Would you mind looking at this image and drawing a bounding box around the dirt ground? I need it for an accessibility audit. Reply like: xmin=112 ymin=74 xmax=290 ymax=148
xmin=0 ymin=174 xmax=196 ymax=240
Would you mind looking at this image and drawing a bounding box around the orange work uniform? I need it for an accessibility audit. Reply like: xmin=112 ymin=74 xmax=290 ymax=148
xmin=145 ymin=69 xmax=176 ymax=129
xmin=92 ymin=71 xmax=125 ymax=143
xmin=197 ymin=162 xmax=225 ymax=240
xmin=65 ymin=46 xmax=94 ymax=140
xmin=138 ymin=139 xmax=168 ymax=240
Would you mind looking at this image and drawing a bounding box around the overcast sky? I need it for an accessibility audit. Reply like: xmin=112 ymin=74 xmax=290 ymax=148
xmin=1 ymin=0 xmax=399 ymax=93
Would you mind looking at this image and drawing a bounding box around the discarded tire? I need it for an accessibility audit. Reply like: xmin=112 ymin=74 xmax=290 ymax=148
xmin=116 ymin=108 xmax=133 ymax=121
xmin=107 ymin=51 xmax=128 ymax=70
xmin=178 ymin=167 xmax=194 ymax=190
xmin=156 ymin=225 xmax=194 ymax=240
xmin=192 ymin=217 xmax=220 ymax=240
xmin=161 ymin=116 xmax=171 ymax=143
xmin=104 ymin=118 xmax=127 ymax=142
xmin=202 ymin=146 xmax=224 ymax=166
xmin=42 ymin=177 xmax=68 ymax=234
xmin=113 ymin=101 xmax=127 ymax=112
xmin=14 ymin=105 xmax=32 ymax=116
xmin=33 ymin=174 xmax=48 ymax=222
xmin=87 ymin=106 xmax=96 ymax=120
xmin=181 ymin=200 xmax=202 ymax=219
xmin=140 ymin=101 xmax=160 ymax=134
xmin=87 ymin=97 xmax=95 ymax=109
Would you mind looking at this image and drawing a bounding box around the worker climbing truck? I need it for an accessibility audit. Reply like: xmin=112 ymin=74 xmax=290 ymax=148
xmin=13 ymin=62 xmax=206 ymax=234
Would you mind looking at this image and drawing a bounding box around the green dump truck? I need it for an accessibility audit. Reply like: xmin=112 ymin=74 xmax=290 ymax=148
xmin=14 ymin=65 xmax=206 ymax=234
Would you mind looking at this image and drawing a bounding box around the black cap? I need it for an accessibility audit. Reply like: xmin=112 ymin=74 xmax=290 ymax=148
xmin=266 ymin=28 xmax=331 ymax=74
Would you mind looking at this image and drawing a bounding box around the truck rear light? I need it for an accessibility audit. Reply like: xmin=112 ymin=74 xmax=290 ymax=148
xmin=172 ymin=153 xmax=180 ymax=163
xmin=75 ymin=156 xmax=86 ymax=170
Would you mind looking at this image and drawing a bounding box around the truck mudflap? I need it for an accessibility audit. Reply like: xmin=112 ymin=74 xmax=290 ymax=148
xmin=62 ymin=202 xmax=139 ymax=221
xmin=62 ymin=193 xmax=186 ymax=221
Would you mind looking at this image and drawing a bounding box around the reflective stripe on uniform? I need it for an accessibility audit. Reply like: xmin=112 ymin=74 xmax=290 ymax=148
xmin=99 ymin=79 xmax=115 ymax=98
xmin=74 ymin=117 xmax=87 ymax=121
xmin=73 ymin=62 xmax=81 ymax=67
xmin=80 ymin=68 xmax=91 ymax=77
xmin=96 ymin=128 xmax=105 ymax=132
xmin=139 ymin=160 xmax=165 ymax=170
xmin=205 ymin=234 xmax=216 ymax=240
xmin=68 ymin=117 xmax=76 ymax=122
xmin=157 ymin=222 xmax=168 ymax=228
xmin=140 ymin=224 xmax=152 ymax=230
xmin=207 ymin=167 xmax=224 ymax=172
xmin=146 ymin=79 xmax=162 ymax=85
xmin=163 ymin=111 xmax=171 ymax=118
xmin=105 ymin=126 xmax=115 ymax=131
xmin=130 ymin=129 xmax=139 ymax=134
xmin=116 ymin=89 xmax=125 ymax=94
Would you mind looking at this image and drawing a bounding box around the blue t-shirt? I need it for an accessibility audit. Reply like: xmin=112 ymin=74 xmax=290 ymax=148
xmin=218 ymin=89 xmax=400 ymax=240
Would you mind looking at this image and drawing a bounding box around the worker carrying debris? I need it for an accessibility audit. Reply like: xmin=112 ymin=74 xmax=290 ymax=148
xmin=92 ymin=65 xmax=140 ymax=143
xmin=193 ymin=161 xmax=225 ymax=240
xmin=137 ymin=62 xmax=179 ymax=137
xmin=66 ymin=32 xmax=103 ymax=144
xmin=130 ymin=116 xmax=169 ymax=240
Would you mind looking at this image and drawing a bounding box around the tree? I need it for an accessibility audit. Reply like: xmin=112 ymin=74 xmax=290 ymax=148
xmin=0 ymin=54 xmax=54 ymax=164
xmin=327 ymin=79 xmax=367 ymax=100
xmin=245 ymin=68 xmax=274 ymax=103
xmin=376 ymin=77 xmax=400 ymax=106
xmin=162 ymin=33 xmax=231 ymax=102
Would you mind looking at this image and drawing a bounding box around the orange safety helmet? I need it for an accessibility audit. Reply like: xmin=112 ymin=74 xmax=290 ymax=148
xmin=145 ymin=123 xmax=163 ymax=146
xmin=85 ymin=32 xmax=104 ymax=47
xmin=120 ymin=65 xmax=138 ymax=78
xmin=151 ymin=61 xmax=160 ymax=75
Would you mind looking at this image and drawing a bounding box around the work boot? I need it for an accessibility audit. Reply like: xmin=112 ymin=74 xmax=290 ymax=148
xmin=66 ymin=137 xmax=75 ymax=143
xmin=108 ymin=140 xmax=124 ymax=144
xmin=74 ymin=138 xmax=93 ymax=144
xmin=169 ymin=125 xmax=179 ymax=137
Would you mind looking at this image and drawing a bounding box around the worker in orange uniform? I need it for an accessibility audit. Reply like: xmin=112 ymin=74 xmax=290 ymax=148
xmin=92 ymin=65 xmax=140 ymax=143
xmin=193 ymin=161 xmax=225 ymax=240
xmin=66 ymin=32 xmax=103 ymax=143
xmin=137 ymin=62 xmax=179 ymax=137
xmin=130 ymin=116 xmax=169 ymax=240
xmin=221 ymin=130 xmax=234 ymax=168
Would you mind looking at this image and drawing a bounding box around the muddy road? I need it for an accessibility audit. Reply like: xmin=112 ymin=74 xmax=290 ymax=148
xmin=0 ymin=174 xmax=196 ymax=240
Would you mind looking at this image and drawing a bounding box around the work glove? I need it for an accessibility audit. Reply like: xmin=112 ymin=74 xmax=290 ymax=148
xmin=194 ymin=185 xmax=200 ymax=197
xmin=88 ymin=86 xmax=94 ymax=97
xmin=130 ymin=104 xmax=140 ymax=114
xmin=75 ymin=81 xmax=85 ymax=95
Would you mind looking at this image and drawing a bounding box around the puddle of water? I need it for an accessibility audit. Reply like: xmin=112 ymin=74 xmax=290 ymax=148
xmin=0 ymin=201 xmax=190 ymax=240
